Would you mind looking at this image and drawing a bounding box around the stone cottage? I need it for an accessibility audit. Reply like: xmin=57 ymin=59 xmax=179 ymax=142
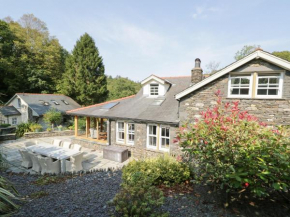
xmin=67 ymin=49 xmax=290 ymax=159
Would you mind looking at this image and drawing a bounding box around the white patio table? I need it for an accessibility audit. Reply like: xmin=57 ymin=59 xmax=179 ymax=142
xmin=25 ymin=142 xmax=80 ymax=172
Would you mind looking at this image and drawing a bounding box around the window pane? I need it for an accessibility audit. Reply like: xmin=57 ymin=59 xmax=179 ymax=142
xmin=149 ymin=136 xmax=156 ymax=146
xmin=240 ymin=89 xmax=249 ymax=95
xmin=166 ymin=128 xmax=169 ymax=137
xmin=269 ymin=78 xmax=279 ymax=84
xmin=118 ymin=122 xmax=124 ymax=130
xmin=161 ymin=128 xmax=165 ymax=137
xmin=231 ymin=88 xmax=239 ymax=95
xmin=231 ymin=78 xmax=240 ymax=85
xmin=268 ymin=89 xmax=278 ymax=95
xmin=257 ymin=89 xmax=267 ymax=95
xmin=258 ymin=78 xmax=268 ymax=84
xmin=161 ymin=138 xmax=170 ymax=149
xmin=241 ymin=78 xmax=250 ymax=84
xmin=118 ymin=132 xmax=124 ymax=140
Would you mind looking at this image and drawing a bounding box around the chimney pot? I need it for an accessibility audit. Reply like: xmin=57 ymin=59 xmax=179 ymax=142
xmin=191 ymin=58 xmax=203 ymax=85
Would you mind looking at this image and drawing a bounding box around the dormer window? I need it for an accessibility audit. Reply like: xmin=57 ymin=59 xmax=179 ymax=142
xmin=17 ymin=98 xmax=21 ymax=108
xmin=150 ymin=84 xmax=159 ymax=96
xmin=51 ymin=100 xmax=60 ymax=105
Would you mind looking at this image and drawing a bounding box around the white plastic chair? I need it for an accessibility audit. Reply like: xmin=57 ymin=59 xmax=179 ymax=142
xmin=38 ymin=156 xmax=61 ymax=175
xmin=72 ymin=144 xmax=82 ymax=151
xmin=52 ymin=139 xmax=62 ymax=146
xmin=27 ymin=152 xmax=42 ymax=173
xmin=62 ymin=141 xmax=71 ymax=149
xmin=65 ymin=152 xmax=84 ymax=172
xmin=19 ymin=149 xmax=32 ymax=168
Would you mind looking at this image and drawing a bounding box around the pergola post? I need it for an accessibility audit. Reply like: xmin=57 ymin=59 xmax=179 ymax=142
xmin=86 ymin=117 xmax=90 ymax=138
xmin=100 ymin=118 xmax=103 ymax=132
xmin=96 ymin=118 xmax=99 ymax=140
xmin=74 ymin=116 xmax=78 ymax=137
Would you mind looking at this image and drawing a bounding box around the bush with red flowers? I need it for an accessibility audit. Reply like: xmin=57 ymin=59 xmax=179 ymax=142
xmin=178 ymin=90 xmax=290 ymax=197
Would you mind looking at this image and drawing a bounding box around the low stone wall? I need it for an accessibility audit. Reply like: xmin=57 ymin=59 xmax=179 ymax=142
xmin=71 ymin=137 xmax=182 ymax=160
xmin=24 ymin=130 xmax=74 ymax=139
xmin=0 ymin=133 xmax=16 ymax=141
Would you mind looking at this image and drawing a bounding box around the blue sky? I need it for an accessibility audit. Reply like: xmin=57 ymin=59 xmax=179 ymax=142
xmin=1 ymin=0 xmax=290 ymax=81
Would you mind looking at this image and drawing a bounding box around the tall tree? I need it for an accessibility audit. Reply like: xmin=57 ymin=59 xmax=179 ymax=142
xmin=6 ymin=14 xmax=67 ymax=94
xmin=205 ymin=61 xmax=220 ymax=74
xmin=107 ymin=76 xmax=141 ymax=100
xmin=234 ymin=45 xmax=259 ymax=61
xmin=272 ymin=51 xmax=290 ymax=62
xmin=59 ymin=33 xmax=108 ymax=105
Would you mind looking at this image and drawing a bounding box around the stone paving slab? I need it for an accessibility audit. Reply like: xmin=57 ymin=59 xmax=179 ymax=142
xmin=0 ymin=136 xmax=131 ymax=174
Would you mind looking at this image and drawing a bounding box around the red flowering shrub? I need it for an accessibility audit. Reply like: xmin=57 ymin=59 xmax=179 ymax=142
xmin=178 ymin=91 xmax=290 ymax=197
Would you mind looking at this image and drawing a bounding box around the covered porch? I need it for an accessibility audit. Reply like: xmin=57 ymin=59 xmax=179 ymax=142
xmin=74 ymin=116 xmax=109 ymax=145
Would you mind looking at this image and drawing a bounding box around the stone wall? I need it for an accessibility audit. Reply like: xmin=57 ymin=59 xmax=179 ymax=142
xmin=72 ymin=120 xmax=182 ymax=160
xmin=110 ymin=120 xmax=182 ymax=159
xmin=180 ymin=74 xmax=290 ymax=126
xmin=0 ymin=133 xmax=16 ymax=141
xmin=24 ymin=130 xmax=74 ymax=139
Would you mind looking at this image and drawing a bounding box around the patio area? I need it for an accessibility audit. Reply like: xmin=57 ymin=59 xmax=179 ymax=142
xmin=0 ymin=136 xmax=130 ymax=174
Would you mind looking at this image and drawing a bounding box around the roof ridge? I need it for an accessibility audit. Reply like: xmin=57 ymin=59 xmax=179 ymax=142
xmin=67 ymin=94 xmax=136 ymax=113
xmin=16 ymin=93 xmax=65 ymax=96
xmin=160 ymin=76 xmax=191 ymax=79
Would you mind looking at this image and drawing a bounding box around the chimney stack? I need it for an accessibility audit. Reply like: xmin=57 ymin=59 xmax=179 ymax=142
xmin=191 ymin=58 xmax=203 ymax=85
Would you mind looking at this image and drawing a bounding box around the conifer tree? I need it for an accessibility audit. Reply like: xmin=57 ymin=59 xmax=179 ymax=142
xmin=60 ymin=33 xmax=108 ymax=105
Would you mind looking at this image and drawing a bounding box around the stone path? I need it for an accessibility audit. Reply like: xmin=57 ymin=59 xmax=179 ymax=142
xmin=0 ymin=136 xmax=130 ymax=173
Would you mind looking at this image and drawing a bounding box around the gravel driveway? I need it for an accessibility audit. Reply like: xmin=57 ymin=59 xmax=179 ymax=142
xmin=1 ymin=171 xmax=289 ymax=217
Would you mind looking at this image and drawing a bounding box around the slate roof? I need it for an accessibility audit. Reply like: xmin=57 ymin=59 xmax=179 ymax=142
xmin=0 ymin=106 xmax=21 ymax=116
xmin=67 ymin=76 xmax=191 ymax=125
xmin=15 ymin=93 xmax=81 ymax=116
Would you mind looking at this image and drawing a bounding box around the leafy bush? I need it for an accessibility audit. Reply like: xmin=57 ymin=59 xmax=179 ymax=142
xmin=122 ymin=155 xmax=191 ymax=186
xmin=15 ymin=122 xmax=32 ymax=137
xmin=0 ymin=124 xmax=11 ymax=128
xmin=178 ymin=90 xmax=290 ymax=197
xmin=112 ymin=172 xmax=168 ymax=217
xmin=46 ymin=127 xmax=52 ymax=132
xmin=29 ymin=123 xmax=42 ymax=132
xmin=0 ymin=176 xmax=19 ymax=215
xmin=43 ymin=108 xmax=62 ymax=127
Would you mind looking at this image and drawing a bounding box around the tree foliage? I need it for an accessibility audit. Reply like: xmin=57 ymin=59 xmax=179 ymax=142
xmin=43 ymin=108 xmax=62 ymax=126
xmin=205 ymin=61 xmax=220 ymax=75
xmin=59 ymin=33 xmax=108 ymax=105
xmin=107 ymin=76 xmax=141 ymax=100
xmin=0 ymin=14 xmax=67 ymax=102
xmin=234 ymin=45 xmax=259 ymax=61
xmin=272 ymin=51 xmax=290 ymax=62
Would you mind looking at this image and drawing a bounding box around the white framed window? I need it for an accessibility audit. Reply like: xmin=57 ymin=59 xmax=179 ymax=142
xmin=228 ymin=75 xmax=252 ymax=98
xmin=12 ymin=118 xmax=17 ymax=125
xmin=116 ymin=121 xmax=125 ymax=143
xmin=150 ymin=84 xmax=159 ymax=96
xmin=147 ymin=124 xmax=157 ymax=149
xmin=127 ymin=123 xmax=135 ymax=145
xmin=256 ymin=74 xmax=283 ymax=98
xmin=160 ymin=126 xmax=170 ymax=152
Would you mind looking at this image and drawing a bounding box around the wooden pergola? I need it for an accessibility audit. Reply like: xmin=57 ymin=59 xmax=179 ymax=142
xmin=74 ymin=116 xmax=108 ymax=142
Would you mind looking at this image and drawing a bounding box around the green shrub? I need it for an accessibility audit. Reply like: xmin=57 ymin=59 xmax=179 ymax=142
xmin=46 ymin=127 xmax=52 ymax=132
xmin=15 ymin=122 xmax=32 ymax=137
xmin=29 ymin=123 xmax=42 ymax=132
xmin=122 ymin=155 xmax=191 ymax=186
xmin=178 ymin=90 xmax=290 ymax=197
xmin=0 ymin=176 xmax=19 ymax=215
xmin=43 ymin=108 xmax=62 ymax=127
xmin=112 ymin=173 xmax=168 ymax=217
xmin=0 ymin=124 xmax=11 ymax=128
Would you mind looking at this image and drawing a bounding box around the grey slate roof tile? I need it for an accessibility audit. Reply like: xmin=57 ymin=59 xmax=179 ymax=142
xmin=67 ymin=76 xmax=191 ymax=124
xmin=0 ymin=106 xmax=21 ymax=116
xmin=16 ymin=93 xmax=81 ymax=116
